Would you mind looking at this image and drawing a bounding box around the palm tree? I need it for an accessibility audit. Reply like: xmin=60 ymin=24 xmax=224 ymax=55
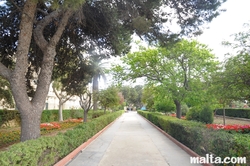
xmin=90 ymin=55 xmax=107 ymax=111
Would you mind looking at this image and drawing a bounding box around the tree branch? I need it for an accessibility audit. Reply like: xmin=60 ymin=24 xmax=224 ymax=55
xmin=49 ymin=9 xmax=73 ymax=47
xmin=37 ymin=8 xmax=49 ymax=16
xmin=33 ymin=9 xmax=62 ymax=51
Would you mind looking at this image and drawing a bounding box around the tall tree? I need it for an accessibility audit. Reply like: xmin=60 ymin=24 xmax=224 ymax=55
xmin=0 ymin=0 xmax=227 ymax=141
xmin=79 ymin=88 xmax=92 ymax=122
xmin=112 ymin=40 xmax=218 ymax=118
xmin=89 ymin=55 xmax=107 ymax=111
xmin=221 ymin=22 xmax=250 ymax=100
xmin=98 ymin=86 xmax=120 ymax=113
xmin=0 ymin=0 xmax=81 ymax=141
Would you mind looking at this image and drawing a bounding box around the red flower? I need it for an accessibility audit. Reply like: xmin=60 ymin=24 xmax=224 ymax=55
xmin=40 ymin=122 xmax=61 ymax=130
xmin=206 ymin=124 xmax=250 ymax=133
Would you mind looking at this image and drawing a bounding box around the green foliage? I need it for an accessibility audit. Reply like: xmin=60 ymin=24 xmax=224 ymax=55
xmin=41 ymin=109 xmax=84 ymax=122
xmin=91 ymin=111 xmax=107 ymax=119
xmin=98 ymin=86 xmax=120 ymax=111
xmin=199 ymin=105 xmax=214 ymax=124
xmin=181 ymin=104 xmax=189 ymax=116
xmin=141 ymin=85 xmax=155 ymax=111
xmin=186 ymin=106 xmax=201 ymax=121
xmin=0 ymin=111 xmax=123 ymax=165
xmin=231 ymin=134 xmax=250 ymax=163
xmin=0 ymin=77 xmax=14 ymax=108
xmin=215 ymin=108 xmax=250 ymax=119
xmin=138 ymin=111 xmax=250 ymax=164
xmin=0 ymin=110 xmax=20 ymax=127
xmin=118 ymin=85 xmax=143 ymax=109
xmin=154 ymin=98 xmax=176 ymax=113
xmin=186 ymin=105 xmax=214 ymax=124
xmin=213 ymin=23 xmax=250 ymax=106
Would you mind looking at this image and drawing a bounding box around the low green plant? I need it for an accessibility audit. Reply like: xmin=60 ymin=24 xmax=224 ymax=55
xmin=186 ymin=105 xmax=214 ymax=124
xmin=186 ymin=106 xmax=200 ymax=121
xmin=199 ymin=105 xmax=214 ymax=124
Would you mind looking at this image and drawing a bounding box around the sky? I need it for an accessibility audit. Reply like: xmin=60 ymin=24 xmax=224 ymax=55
xmin=195 ymin=0 xmax=250 ymax=61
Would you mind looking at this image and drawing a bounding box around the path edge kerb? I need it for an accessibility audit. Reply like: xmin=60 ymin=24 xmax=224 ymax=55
xmin=138 ymin=113 xmax=213 ymax=166
xmin=54 ymin=115 xmax=122 ymax=166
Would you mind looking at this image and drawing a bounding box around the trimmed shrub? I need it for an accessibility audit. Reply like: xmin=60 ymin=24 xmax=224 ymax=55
xmin=0 ymin=109 xmax=20 ymax=127
xmin=41 ymin=109 xmax=84 ymax=122
xmin=186 ymin=105 xmax=214 ymax=124
xmin=181 ymin=104 xmax=189 ymax=116
xmin=92 ymin=111 xmax=106 ymax=119
xmin=215 ymin=108 xmax=250 ymax=119
xmin=199 ymin=105 xmax=214 ymax=124
xmin=186 ymin=106 xmax=200 ymax=121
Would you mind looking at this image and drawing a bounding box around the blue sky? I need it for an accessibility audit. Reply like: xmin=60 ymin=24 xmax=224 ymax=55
xmin=196 ymin=0 xmax=250 ymax=61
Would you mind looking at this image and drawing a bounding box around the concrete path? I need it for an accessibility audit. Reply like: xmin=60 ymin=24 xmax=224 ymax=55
xmin=66 ymin=112 xmax=201 ymax=166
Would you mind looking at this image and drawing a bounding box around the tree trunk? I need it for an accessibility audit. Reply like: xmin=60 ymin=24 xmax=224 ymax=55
xmin=8 ymin=0 xmax=40 ymax=142
xmin=84 ymin=110 xmax=88 ymax=122
xmin=58 ymin=101 xmax=64 ymax=122
xmin=174 ymin=99 xmax=182 ymax=119
xmin=19 ymin=107 xmax=42 ymax=141
xmin=93 ymin=75 xmax=99 ymax=111
xmin=223 ymin=107 xmax=226 ymax=125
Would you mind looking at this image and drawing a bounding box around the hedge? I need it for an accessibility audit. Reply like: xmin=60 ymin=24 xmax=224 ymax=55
xmin=0 ymin=109 xmax=87 ymax=126
xmin=0 ymin=110 xmax=123 ymax=166
xmin=0 ymin=110 xmax=20 ymax=127
xmin=215 ymin=109 xmax=250 ymax=119
xmin=138 ymin=111 xmax=250 ymax=166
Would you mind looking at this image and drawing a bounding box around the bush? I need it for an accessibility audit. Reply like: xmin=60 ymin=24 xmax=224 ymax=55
xmin=91 ymin=110 xmax=106 ymax=119
xmin=41 ymin=109 xmax=83 ymax=122
xmin=0 ymin=109 xmax=20 ymax=127
xmin=186 ymin=106 xmax=200 ymax=121
xmin=199 ymin=105 xmax=214 ymax=124
xmin=186 ymin=105 xmax=214 ymax=124
xmin=181 ymin=104 xmax=189 ymax=116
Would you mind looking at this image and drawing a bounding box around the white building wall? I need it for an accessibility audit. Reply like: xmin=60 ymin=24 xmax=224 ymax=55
xmin=45 ymin=84 xmax=82 ymax=110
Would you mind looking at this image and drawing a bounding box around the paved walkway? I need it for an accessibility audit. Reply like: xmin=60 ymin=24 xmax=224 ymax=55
xmin=66 ymin=112 xmax=201 ymax=166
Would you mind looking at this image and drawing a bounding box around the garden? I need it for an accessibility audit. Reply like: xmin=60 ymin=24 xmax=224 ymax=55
xmin=0 ymin=109 xmax=100 ymax=149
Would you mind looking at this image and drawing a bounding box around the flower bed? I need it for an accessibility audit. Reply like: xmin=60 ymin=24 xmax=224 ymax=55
xmin=63 ymin=118 xmax=83 ymax=123
xmin=40 ymin=122 xmax=61 ymax=130
xmin=0 ymin=119 xmax=84 ymax=148
xmin=206 ymin=124 xmax=250 ymax=133
xmin=40 ymin=119 xmax=83 ymax=131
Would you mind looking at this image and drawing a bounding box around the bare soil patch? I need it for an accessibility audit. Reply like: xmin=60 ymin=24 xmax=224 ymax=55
xmin=213 ymin=116 xmax=250 ymax=125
